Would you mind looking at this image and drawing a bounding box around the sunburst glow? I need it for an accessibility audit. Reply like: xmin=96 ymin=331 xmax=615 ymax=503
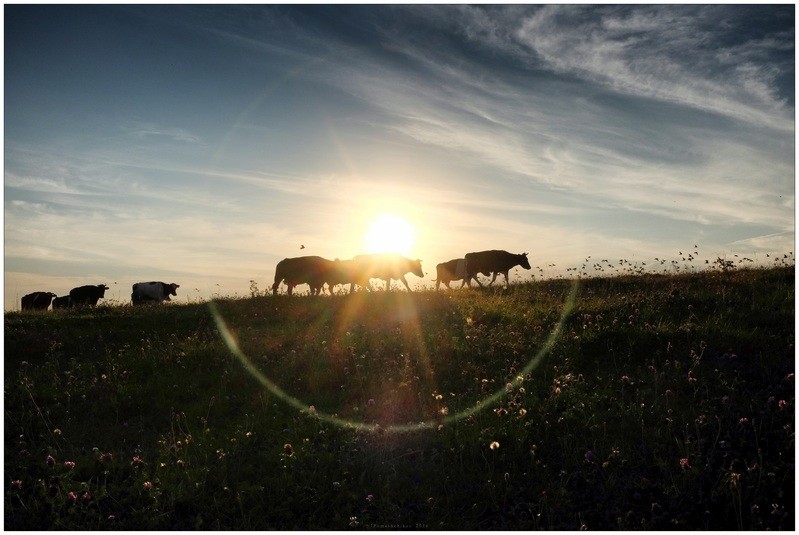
xmin=364 ymin=213 xmax=416 ymax=256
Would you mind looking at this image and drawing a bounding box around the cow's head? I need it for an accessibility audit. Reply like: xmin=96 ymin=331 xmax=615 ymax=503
xmin=412 ymin=259 xmax=424 ymax=278
xmin=168 ymin=283 xmax=180 ymax=296
xmin=98 ymin=284 xmax=110 ymax=296
xmin=519 ymin=253 xmax=532 ymax=270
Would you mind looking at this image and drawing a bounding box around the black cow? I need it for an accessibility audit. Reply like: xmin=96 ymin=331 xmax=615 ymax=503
xmin=348 ymin=253 xmax=424 ymax=292
xmin=52 ymin=296 xmax=71 ymax=309
xmin=132 ymin=281 xmax=180 ymax=305
xmin=21 ymin=292 xmax=57 ymax=311
xmin=272 ymin=256 xmax=333 ymax=296
xmin=68 ymin=284 xmax=110 ymax=306
xmin=464 ymin=250 xmax=531 ymax=287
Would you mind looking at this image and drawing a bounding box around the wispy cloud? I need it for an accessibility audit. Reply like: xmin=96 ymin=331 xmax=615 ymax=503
xmin=124 ymin=124 xmax=204 ymax=144
xmin=513 ymin=5 xmax=793 ymax=131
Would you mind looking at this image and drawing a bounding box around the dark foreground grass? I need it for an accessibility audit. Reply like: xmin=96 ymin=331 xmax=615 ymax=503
xmin=4 ymin=267 xmax=794 ymax=529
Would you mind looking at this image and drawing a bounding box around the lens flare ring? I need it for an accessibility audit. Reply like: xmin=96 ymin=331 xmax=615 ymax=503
xmin=209 ymin=280 xmax=579 ymax=434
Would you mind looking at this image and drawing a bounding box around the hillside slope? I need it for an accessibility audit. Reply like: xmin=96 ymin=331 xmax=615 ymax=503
xmin=4 ymin=267 xmax=794 ymax=529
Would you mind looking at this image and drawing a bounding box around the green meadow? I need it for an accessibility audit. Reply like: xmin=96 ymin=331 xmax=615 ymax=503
xmin=4 ymin=266 xmax=794 ymax=530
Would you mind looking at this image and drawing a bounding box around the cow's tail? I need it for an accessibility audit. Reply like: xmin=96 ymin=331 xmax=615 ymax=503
xmin=272 ymin=261 xmax=286 ymax=295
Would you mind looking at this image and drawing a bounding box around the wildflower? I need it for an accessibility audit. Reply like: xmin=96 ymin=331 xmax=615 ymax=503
xmin=738 ymin=417 xmax=749 ymax=427
xmin=494 ymin=407 xmax=507 ymax=417
xmin=46 ymin=455 xmax=55 ymax=468
xmin=10 ymin=480 xmax=22 ymax=490
xmin=81 ymin=491 xmax=91 ymax=502
xmin=349 ymin=516 xmax=359 ymax=527
xmin=584 ymin=451 xmax=596 ymax=464
xmin=366 ymin=494 xmax=374 ymax=503
xmin=333 ymin=481 xmax=341 ymax=488
xmin=621 ymin=375 xmax=631 ymax=383
xmin=665 ymin=389 xmax=673 ymax=396
xmin=679 ymin=458 xmax=690 ymax=470
xmin=439 ymin=407 xmax=449 ymax=416
xmin=367 ymin=398 xmax=376 ymax=406
xmin=143 ymin=481 xmax=153 ymax=491
xmin=53 ymin=428 xmax=62 ymax=437
xmin=99 ymin=452 xmax=113 ymax=464
xmin=778 ymin=399 xmax=788 ymax=410
xmin=308 ymin=405 xmax=317 ymax=415
xmin=518 ymin=408 xmax=528 ymax=417
xmin=687 ymin=372 xmax=697 ymax=384
xmin=489 ymin=441 xmax=500 ymax=450
xmin=67 ymin=491 xmax=78 ymax=503
xmin=64 ymin=461 xmax=75 ymax=470
xmin=131 ymin=455 xmax=144 ymax=467
xmin=283 ymin=443 xmax=293 ymax=456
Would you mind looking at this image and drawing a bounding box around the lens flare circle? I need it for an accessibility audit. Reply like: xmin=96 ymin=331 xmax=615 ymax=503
xmin=209 ymin=280 xmax=579 ymax=434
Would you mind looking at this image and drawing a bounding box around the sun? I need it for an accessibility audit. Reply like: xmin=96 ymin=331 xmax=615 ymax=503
xmin=364 ymin=213 xmax=416 ymax=256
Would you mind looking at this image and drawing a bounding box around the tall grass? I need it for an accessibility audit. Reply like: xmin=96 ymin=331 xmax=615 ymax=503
xmin=4 ymin=267 xmax=794 ymax=529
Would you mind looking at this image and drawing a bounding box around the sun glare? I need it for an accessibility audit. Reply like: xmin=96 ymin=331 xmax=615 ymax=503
xmin=364 ymin=213 xmax=416 ymax=256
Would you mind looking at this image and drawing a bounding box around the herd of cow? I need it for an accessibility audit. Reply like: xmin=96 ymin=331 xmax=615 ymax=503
xmin=20 ymin=281 xmax=180 ymax=311
xmin=272 ymin=249 xmax=532 ymax=296
xmin=19 ymin=249 xmax=531 ymax=310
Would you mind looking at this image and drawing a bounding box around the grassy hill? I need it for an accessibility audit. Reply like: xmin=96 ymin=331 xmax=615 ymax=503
xmin=4 ymin=267 xmax=794 ymax=529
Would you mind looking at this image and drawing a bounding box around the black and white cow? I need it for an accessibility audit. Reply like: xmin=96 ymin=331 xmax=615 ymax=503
xmin=272 ymin=256 xmax=333 ymax=296
xmin=434 ymin=258 xmax=490 ymax=290
xmin=131 ymin=281 xmax=180 ymax=305
xmin=324 ymin=258 xmax=359 ymax=295
xmin=464 ymin=250 xmax=531 ymax=287
xmin=349 ymin=253 xmax=424 ymax=292
xmin=52 ymin=296 xmax=72 ymax=309
xmin=21 ymin=291 xmax=57 ymax=311
xmin=69 ymin=284 xmax=110 ymax=306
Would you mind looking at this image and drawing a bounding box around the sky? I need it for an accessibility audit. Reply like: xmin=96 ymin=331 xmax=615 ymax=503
xmin=4 ymin=4 xmax=795 ymax=309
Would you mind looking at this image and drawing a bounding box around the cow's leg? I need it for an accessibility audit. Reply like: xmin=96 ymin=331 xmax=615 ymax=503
xmin=272 ymin=279 xmax=282 ymax=296
xmin=489 ymin=271 xmax=500 ymax=285
xmin=398 ymin=275 xmax=412 ymax=292
xmin=287 ymin=284 xmax=294 ymax=296
xmin=384 ymin=279 xmax=391 ymax=291
xmin=502 ymin=270 xmax=510 ymax=286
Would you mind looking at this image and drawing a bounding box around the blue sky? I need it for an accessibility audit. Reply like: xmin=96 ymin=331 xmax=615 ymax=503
xmin=4 ymin=5 xmax=795 ymax=308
